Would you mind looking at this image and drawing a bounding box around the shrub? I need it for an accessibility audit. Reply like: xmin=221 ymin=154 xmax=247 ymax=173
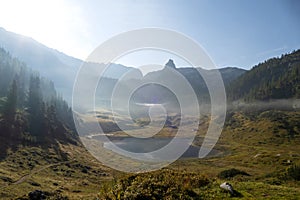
xmin=285 ymin=165 xmax=300 ymax=181
xmin=98 ymin=170 xmax=209 ymax=199
xmin=218 ymin=168 xmax=250 ymax=179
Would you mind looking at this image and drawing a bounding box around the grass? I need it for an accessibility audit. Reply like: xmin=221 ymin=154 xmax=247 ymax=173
xmin=96 ymin=109 xmax=300 ymax=199
xmin=98 ymin=169 xmax=300 ymax=200
xmin=0 ymin=109 xmax=300 ymax=199
xmin=0 ymin=144 xmax=114 ymax=199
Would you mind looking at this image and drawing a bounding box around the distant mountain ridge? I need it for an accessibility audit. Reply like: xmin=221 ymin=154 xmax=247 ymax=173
xmin=146 ymin=59 xmax=246 ymax=85
xmin=2 ymin=27 xmax=298 ymax=106
xmin=143 ymin=59 xmax=246 ymax=102
xmin=0 ymin=27 xmax=141 ymax=102
xmin=1 ymin=27 xmax=252 ymax=105
xmin=0 ymin=27 xmax=80 ymax=102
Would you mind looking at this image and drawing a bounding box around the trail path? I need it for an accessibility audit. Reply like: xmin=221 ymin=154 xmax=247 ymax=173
xmin=0 ymin=160 xmax=74 ymax=190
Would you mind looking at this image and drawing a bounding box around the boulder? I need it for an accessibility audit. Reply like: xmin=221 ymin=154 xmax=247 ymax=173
xmin=220 ymin=182 xmax=234 ymax=194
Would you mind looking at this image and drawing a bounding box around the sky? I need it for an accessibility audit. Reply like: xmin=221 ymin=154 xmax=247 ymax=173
xmin=0 ymin=0 xmax=299 ymax=70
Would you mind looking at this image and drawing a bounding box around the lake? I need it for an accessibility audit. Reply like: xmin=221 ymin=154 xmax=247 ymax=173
xmin=100 ymin=137 xmax=219 ymax=161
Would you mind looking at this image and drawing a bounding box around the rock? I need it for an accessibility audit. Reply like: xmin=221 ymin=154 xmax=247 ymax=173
xmin=28 ymin=190 xmax=68 ymax=200
xmin=0 ymin=176 xmax=13 ymax=183
xmin=28 ymin=190 xmax=46 ymax=200
xmin=165 ymin=59 xmax=176 ymax=69
xmin=29 ymin=181 xmax=41 ymax=187
xmin=220 ymin=182 xmax=234 ymax=194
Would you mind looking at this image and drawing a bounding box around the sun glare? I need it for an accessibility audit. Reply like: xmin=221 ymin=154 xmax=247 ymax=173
xmin=0 ymin=0 xmax=90 ymax=59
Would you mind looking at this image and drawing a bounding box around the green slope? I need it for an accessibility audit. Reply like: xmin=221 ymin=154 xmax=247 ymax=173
xmin=228 ymin=50 xmax=300 ymax=101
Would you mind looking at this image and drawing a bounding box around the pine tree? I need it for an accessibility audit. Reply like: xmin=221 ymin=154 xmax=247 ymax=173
xmin=27 ymin=76 xmax=43 ymax=136
xmin=3 ymin=79 xmax=18 ymax=123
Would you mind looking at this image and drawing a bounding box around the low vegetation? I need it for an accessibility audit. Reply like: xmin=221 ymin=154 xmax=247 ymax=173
xmin=285 ymin=165 xmax=300 ymax=181
xmin=217 ymin=168 xmax=250 ymax=179
xmin=0 ymin=144 xmax=113 ymax=199
xmin=99 ymin=170 xmax=209 ymax=199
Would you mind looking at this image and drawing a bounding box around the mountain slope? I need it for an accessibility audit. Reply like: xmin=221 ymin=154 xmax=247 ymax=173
xmin=145 ymin=60 xmax=246 ymax=86
xmin=0 ymin=48 xmax=78 ymax=156
xmin=0 ymin=27 xmax=81 ymax=102
xmin=228 ymin=50 xmax=300 ymax=101
xmin=0 ymin=27 xmax=142 ymax=102
xmin=143 ymin=59 xmax=246 ymax=102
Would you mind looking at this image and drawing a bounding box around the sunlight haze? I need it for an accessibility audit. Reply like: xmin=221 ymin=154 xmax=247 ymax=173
xmin=0 ymin=0 xmax=299 ymax=69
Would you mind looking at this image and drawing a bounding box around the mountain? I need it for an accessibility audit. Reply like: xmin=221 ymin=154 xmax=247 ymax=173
xmin=218 ymin=67 xmax=247 ymax=84
xmin=143 ymin=59 xmax=246 ymax=102
xmin=0 ymin=27 xmax=141 ymax=102
xmin=92 ymin=59 xmax=246 ymax=111
xmin=1 ymin=27 xmax=254 ymax=106
xmin=0 ymin=27 xmax=81 ymax=102
xmin=146 ymin=59 xmax=246 ymax=85
xmin=228 ymin=49 xmax=300 ymax=101
xmin=102 ymin=63 xmax=142 ymax=79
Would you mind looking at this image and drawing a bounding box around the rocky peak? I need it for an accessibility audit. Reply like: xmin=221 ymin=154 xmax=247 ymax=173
xmin=165 ymin=59 xmax=176 ymax=69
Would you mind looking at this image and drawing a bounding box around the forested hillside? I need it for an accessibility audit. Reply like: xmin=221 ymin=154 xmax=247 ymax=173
xmin=0 ymin=48 xmax=78 ymax=153
xmin=228 ymin=50 xmax=300 ymax=101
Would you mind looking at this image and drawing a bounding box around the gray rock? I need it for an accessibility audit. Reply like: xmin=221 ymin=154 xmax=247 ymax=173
xmin=220 ymin=182 xmax=234 ymax=194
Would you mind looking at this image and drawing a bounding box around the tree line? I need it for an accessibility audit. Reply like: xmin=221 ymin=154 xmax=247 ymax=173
xmin=0 ymin=48 xmax=77 ymax=145
xmin=227 ymin=49 xmax=300 ymax=101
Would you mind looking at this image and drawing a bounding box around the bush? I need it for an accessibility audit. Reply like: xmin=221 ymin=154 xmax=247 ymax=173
xmin=98 ymin=170 xmax=209 ymax=199
xmin=218 ymin=168 xmax=250 ymax=179
xmin=285 ymin=165 xmax=300 ymax=181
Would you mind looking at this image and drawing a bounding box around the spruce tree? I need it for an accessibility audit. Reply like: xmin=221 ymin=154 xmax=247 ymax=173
xmin=27 ymin=76 xmax=43 ymax=136
xmin=3 ymin=79 xmax=18 ymax=123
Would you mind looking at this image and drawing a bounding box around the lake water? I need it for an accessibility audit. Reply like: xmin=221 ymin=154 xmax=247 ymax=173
xmin=101 ymin=137 xmax=219 ymax=161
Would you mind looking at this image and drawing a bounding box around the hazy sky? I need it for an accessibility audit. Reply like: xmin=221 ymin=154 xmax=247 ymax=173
xmin=0 ymin=0 xmax=299 ymax=69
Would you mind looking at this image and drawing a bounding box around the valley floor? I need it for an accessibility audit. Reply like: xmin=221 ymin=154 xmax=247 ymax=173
xmin=0 ymin=110 xmax=300 ymax=199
